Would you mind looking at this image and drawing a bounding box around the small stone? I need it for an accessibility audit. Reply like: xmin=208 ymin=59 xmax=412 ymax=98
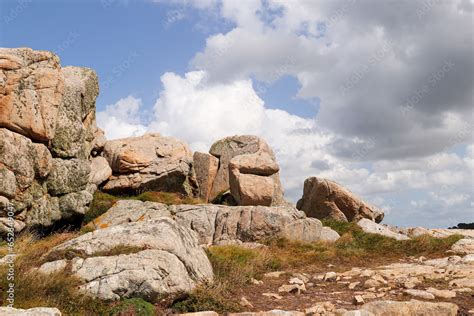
xmin=251 ymin=278 xmax=263 ymax=285
xmin=348 ymin=281 xmax=360 ymax=289
xmin=264 ymin=271 xmax=286 ymax=278
xmin=278 ymin=284 xmax=305 ymax=294
xmin=305 ymin=301 xmax=335 ymax=314
xmin=323 ymin=272 xmax=337 ymax=282
xmin=262 ymin=292 xmax=283 ymax=300
xmin=426 ymin=287 xmax=456 ymax=299
xmin=289 ymin=277 xmax=304 ymax=285
xmin=364 ymin=279 xmax=381 ymax=288
xmin=362 ymin=293 xmax=377 ymax=300
xmin=404 ymin=289 xmax=435 ymax=300
xmin=353 ymin=295 xmax=365 ymax=305
xmin=240 ymin=296 xmax=253 ymax=308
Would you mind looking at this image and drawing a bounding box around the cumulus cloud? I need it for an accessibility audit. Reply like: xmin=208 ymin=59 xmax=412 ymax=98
xmin=190 ymin=0 xmax=474 ymax=160
xmin=96 ymin=96 xmax=147 ymax=140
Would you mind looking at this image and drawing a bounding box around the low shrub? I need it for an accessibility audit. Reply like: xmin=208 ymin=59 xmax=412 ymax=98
xmin=109 ymin=298 xmax=156 ymax=315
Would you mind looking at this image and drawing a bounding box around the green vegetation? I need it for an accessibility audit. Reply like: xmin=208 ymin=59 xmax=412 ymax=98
xmin=109 ymin=298 xmax=155 ymax=316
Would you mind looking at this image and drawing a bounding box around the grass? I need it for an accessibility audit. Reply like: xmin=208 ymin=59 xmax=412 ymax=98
xmin=108 ymin=298 xmax=155 ymax=316
xmin=0 ymin=231 xmax=158 ymax=315
xmin=83 ymin=191 xmax=204 ymax=225
xmin=168 ymin=221 xmax=463 ymax=313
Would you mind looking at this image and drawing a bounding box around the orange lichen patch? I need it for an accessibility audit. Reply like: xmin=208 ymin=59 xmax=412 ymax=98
xmin=99 ymin=223 xmax=109 ymax=229
xmin=137 ymin=214 xmax=146 ymax=221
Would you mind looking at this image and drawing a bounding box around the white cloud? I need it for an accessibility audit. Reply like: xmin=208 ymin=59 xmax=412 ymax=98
xmin=96 ymin=96 xmax=147 ymax=140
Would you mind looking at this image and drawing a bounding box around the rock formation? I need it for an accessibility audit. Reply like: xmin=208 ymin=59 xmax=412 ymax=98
xmin=87 ymin=200 xmax=340 ymax=245
xmin=0 ymin=48 xmax=104 ymax=234
xmin=39 ymin=217 xmax=213 ymax=300
xmin=101 ymin=133 xmax=197 ymax=196
xmin=297 ymin=177 xmax=384 ymax=223
xmin=195 ymin=135 xmax=286 ymax=206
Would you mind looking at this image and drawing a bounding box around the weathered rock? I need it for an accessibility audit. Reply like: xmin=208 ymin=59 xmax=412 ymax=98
xmin=0 ymin=48 xmax=63 ymax=142
xmin=426 ymin=287 xmax=456 ymax=299
xmin=404 ymin=289 xmax=435 ymax=300
xmin=450 ymin=238 xmax=474 ymax=254
xmin=50 ymin=67 xmax=99 ymax=158
xmin=89 ymin=156 xmax=112 ymax=185
xmin=357 ymin=219 xmax=409 ymax=241
xmin=208 ymin=135 xmax=285 ymax=206
xmin=0 ymin=166 xmax=16 ymax=198
xmin=0 ymin=48 xmax=101 ymax=233
xmin=86 ymin=200 xmax=339 ymax=245
xmin=39 ymin=218 xmax=213 ymax=300
xmin=296 ymin=177 xmax=384 ymax=223
xmin=46 ymin=158 xmax=90 ymax=195
xmin=193 ymin=152 xmax=218 ymax=202
xmin=0 ymin=307 xmax=61 ymax=316
xmin=230 ymin=172 xmax=274 ymax=206
xmin=361 ymin=299 xmax=458 ymax=316
xmin=87 ymin=200 xmax=171 ymax=229
xmin=102 ymin=133 xmax=196 ymax=195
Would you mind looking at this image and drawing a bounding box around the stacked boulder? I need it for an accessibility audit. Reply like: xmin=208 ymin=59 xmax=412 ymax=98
xmin=101 ymin=133 xmax=196 ymax=195
xmin=297 ymin=177 xmax=384 ymax=223
xmin=195 ymin=135 xmax=287 ymax=206
xmin=0 ymin=48 xmax=105 ymax=234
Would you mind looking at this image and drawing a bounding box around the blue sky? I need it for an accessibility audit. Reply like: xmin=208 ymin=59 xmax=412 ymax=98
xmin=0 ymin=0 xmax=312 ymax=118
xmin=1 ymin=0 xmax=472 ymax=228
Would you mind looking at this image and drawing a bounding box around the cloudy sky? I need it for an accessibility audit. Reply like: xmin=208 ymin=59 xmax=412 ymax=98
xmin=2 ymin=0 xmax=473 ymax=227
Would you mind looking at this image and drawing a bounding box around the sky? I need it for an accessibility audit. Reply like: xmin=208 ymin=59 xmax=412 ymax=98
xmin=1 ymin=0 xmax=473 ymax=228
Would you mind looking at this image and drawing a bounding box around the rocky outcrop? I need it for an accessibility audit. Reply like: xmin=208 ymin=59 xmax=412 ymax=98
xmin=101 ymin=133 xmax=196 ymax=196
xmin=450 ymin=238 xmax=474 ymax=254
xmin=201 ymin=135 xmax=286 ymax=206
xmin=39 ymin=217 xmax=213 ymax=300
xmin=357 ymin=219 xmax=409 ymax=241
xmin=0 ymin=48 xmax=104 ymax=233
xmin=296 ymin=177 xmax=384 ymax=223
xmin=87 ymin=200 xmax=340 ymax=245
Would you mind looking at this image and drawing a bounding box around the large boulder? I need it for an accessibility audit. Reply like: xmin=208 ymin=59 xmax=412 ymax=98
xmin=0 ymin=48 xmax=63 ymax=142
xmin=296 ymin=177 xmax=384 ymax=223
xmin=0 ymin=48 xmax=103 ymax=234
xmin=102 ymin=133 xmax=196 ymax=195
xmin=205 ymin=135 xmax=286 ymax=206
xmin=87 ymin=200 xmax=340 ymax=246
xmin=39 ymin=218 xmax=213 ymax=301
